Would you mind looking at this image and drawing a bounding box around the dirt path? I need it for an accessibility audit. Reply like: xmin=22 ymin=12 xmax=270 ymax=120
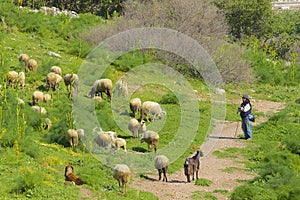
xmin=130 ymin=100 xmax=285 ymax=200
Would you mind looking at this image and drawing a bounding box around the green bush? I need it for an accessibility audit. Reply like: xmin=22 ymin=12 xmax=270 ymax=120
xmin=160 ymin=92 xmax=178 ymax=105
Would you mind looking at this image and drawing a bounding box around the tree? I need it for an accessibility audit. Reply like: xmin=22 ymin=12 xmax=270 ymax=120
xmin=214 ymin=0 xmax=273 ymax=39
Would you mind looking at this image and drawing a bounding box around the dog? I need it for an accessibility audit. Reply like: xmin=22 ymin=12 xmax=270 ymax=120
xmin=64 ymin=164 xmax=84 ymax=185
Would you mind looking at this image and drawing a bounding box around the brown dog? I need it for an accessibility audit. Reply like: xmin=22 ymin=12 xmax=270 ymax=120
xmin=64 ymin=164 xmax=84 ymax=185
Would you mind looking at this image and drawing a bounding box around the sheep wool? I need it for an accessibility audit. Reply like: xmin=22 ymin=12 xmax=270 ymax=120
xmin=140 ymin=101 xmax=166 ymax=122
xmin=31 ymin=106 xmax=47 ymax=114
xmin=7 ymin=71 xmax=19 ymax=87
xmin=64 ymin=74 xmax=79 ymax=91
xmin=113 ymin=164 xmax=131 ymax=193
xmin=27 ymin=59 xmax=38 ymax=72
xmin=50 ymin=66 xmax=62 ymax=76
xmin=128 ymin=118 xmax=146 ymax=138
xmin=32 ymin=91 xmax=44 ymax=105
xmin=140 ymin=130 xmax=159 ymax=152
xmin=89 ymin=78 xmax=112 ymax=100
xmin=129 ymin=98 xmax=142 ymax=117
xmin=18 ymin=54 xmax=30 ymax=66
xmin=154 ymin=155 xmax=169 ymax=170
xmin=46 ymin=72 xmax=62 ymax=91
xmin=66 ymin=129 xmax=79 ymax=150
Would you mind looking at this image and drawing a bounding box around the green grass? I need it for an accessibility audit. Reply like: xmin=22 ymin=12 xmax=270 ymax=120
xmin=195 ymin=178 xmax=213 ymax=187
xmin=192 ymin=191 xmax=217 ymax=200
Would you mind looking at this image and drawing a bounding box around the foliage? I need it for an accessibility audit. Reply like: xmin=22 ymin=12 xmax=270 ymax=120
xmin=14 ymin=0 xmax=125 ymax=18
xmin=232 ymin=103 xmax=300 ymax=200
xmin=195 ymin=178 xmax=213 ymax=187
xmin=192 ymin=190 xmax=218 ymax=200
xmin=214 ymin=0 xmax=272 ymax=39
xmin=159 ymin=92 xmax=178 ymax=105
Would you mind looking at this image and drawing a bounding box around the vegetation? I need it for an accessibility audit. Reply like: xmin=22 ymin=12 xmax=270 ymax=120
xmin=0 ymin=0 xmax=299 ymax=199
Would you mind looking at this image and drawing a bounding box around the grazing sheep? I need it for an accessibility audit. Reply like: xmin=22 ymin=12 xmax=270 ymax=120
xmin=66 ymin=129 xmax=78 ymax=150
xmin=7 ymin=71 xmax=18 ymax=87
xmin=7 ymin=71 xmax=25 ymax=88
xmin=31 ymin=106 xmax=47 ymax=114
xmin=184 ymin=150 xmax=204 ymax=182
xmin=140 ymin=101 xmax=166 ymax=122
xmin=94 ymin=96 xmax=103 ymax=102
xmin=18 ymin=72 xmax=25 ymax=88
xmin=18 ymin=54 xmax=30 ymax=68
xmin=95 ymin=128 xmax=117 ymax=149
xmin=27 ymin=59 xmax=38 ymax=72
xmin=89 ymin=78 xmax=112 ymax=101
xmin=114 ymin=138 xmax=127 ymax=153
xmin=113 ymin=164 xmax=131 ymax=193
xmin=128 ymin=118 xmax=146 ymax=138
xmin=64 ymin=74 xmax=79 ymax=92
xmin=154 ymin=155 xmax=169 ymax=182
xmin=17 ymin=98 xmax=25 ymax=105
xmin=46 ymin=72 xmax=62 ymax=91
xmin=114 ymin=80 xmax=128 ymax=98
xmin=50 ymin=66 xmax=62 ymax=76
xmin=64 ymin=164 xmax=84 ymax=185
xmin=129 ymin=98 xmax=142 ymax=117
xmin=44 ymin=118 xmax=52 ymax=130
xmin=32 ymin=91 xmax=51 ymax=105
xmin=140 ymin=130 xmax=159 ymax=153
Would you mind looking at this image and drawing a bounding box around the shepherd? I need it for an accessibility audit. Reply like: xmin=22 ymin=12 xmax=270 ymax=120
xmin=238 ymin=94 xmax=253 ymax=140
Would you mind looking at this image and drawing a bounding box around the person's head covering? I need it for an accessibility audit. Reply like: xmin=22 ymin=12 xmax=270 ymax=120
xmin=242 ymin=94 xmax=249 ymax=99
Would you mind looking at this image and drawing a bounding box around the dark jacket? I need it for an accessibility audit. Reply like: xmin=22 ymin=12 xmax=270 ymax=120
xmin=240 ymin=99 xmax=252 ymax=119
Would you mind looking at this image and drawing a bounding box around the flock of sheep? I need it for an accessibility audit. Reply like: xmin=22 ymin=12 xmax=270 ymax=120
xmin=6 ymin=54 xmax=204 ymax=193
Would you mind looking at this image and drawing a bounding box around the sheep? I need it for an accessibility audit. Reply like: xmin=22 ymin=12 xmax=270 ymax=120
xmin=18 ymin=54 xmax=30 ymax=68
xmin=140 ymin=101 xmax=166 ymax=122
xmin=129 ymin=98 xmax=142 ymax=118
xmin=46 ymin=72 xmax=62 ymax=91
xmin=7 ymin=71 xmax=25 ymax=88
xmin=50 ymin=66 xmax=62 ymax=76
xmin=66 ymin=129 xmax=84 ymax=151
xmin=113 ymin=164 xmax=131 ymax=193
xmin=154 ymin=155 xmax=169 ymax=182
xmin=27 ymin=59 xmax=38 ymax=72
xmin=183 ymin=150 xmax=204 ymax=182
xmin=17 ymin=98 xmax=25 ymax=105
xmin=64 ymin=74 xmax=79 ymax=92
xmin=31 ymin=106 xmax=47 ymax=114
xmin=114 ymin=80 xmax=128 ymax=98
xmin=44 ymin=118 xmax=52 ymax=130
xmin=32 ymin=91 xmax=51 ymax=105
xmin=18 ymin=72 xmax=25 ymax=88
xmin=114 ymin=138 xmax=127 ymax=153
xmin=64 ymin=164 xmax=84 ymax=185
xmin=140 ymin=130 xmax=159 ymax=153
xmin=7 ymin=71 xmax=19 ymax=87
xmin=95 ymin=128 xmax=117 ymax=149
xmin=89 ymin=78 xmax=112 ymax=101
xmin=128 ymin=118 xmax=146 ymax=138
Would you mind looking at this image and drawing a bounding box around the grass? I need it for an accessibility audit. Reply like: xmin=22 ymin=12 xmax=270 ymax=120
xmin=192 ymin=191 xmax=217 ymax=200
xmin=195 ymin=178 xmax=213 ymax=186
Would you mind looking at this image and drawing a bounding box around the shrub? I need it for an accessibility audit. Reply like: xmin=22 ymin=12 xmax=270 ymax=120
xmin=160 ymin=92 xmax=178 ymax=105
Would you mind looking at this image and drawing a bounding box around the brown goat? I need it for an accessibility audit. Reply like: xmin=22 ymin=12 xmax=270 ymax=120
xmin=184 ymin=150 xmax=204 ymax=182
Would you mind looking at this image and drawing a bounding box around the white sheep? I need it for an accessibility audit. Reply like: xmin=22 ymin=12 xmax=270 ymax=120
xmin=114 ymin=138 xmax=127 ymax=153
xmin=95 ymin=128 xmax=117 ymax=149
xmin=140 ymin=101 xmax=166 ymax=122
xmin=154 ymin=155 xmax=169 ymax=182
xmin=27 ymin=59 xmax=38 ymax=72
xmin=18 ymin=54 xmax=30 ymax=68
xmin=64 ymin=74 xmax=79 ymax=92
xmin=44 ymin=118 xmax=52 ymax=130
xmin=50 ymin=66 xmax=62 ymax=76
xmin=17 ymin=98 xmax=25 ymax=105
xmin=114 ymin=80 xmax=128 ymax=98
xmin=89 ymin=78 xmax=112 ymax=101
xmin=113 ymin=164 xmax=131 ymax=193
xmin=32 ymin=91 xmax=51 ymax=105
xmin=31 ymin=106 xmax=47 ymax=114
xmin=46 ymin=72 xmax=62 ymax=91
xmin=66 ymin=129 xmax=78 ymax=150
xmin=129 ymin=98 xmax=142 ymax=118
xmin=7 ymin=71 xmax=25 ymax=88
xmin=7 ymin=71 xmax=18 ymax=87
xmin=128 ymin=118 xmax=146 ymax=138
xmin=66 ymin=129 xmax=84 ymax=151
xmin=140 ymin=130 xmax=159 ymax=153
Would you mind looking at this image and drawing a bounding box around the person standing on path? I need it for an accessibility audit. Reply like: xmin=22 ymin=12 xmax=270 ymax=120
xmin=238 ymin=94 xmax=252 ymax=140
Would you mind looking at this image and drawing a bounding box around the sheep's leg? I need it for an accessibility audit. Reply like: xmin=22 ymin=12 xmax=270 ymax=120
xmin=192 ymin=166 xmax=195 ymax=180
xmin=196 ymin=167 xmax=199 ymax=179
xmin=158 ymin=169 xmax=162 ymax=181
xmin=162 ymin=168 xmax=167 ymax=182
xmin=187 ymin=174 xmax=191 ymax=182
